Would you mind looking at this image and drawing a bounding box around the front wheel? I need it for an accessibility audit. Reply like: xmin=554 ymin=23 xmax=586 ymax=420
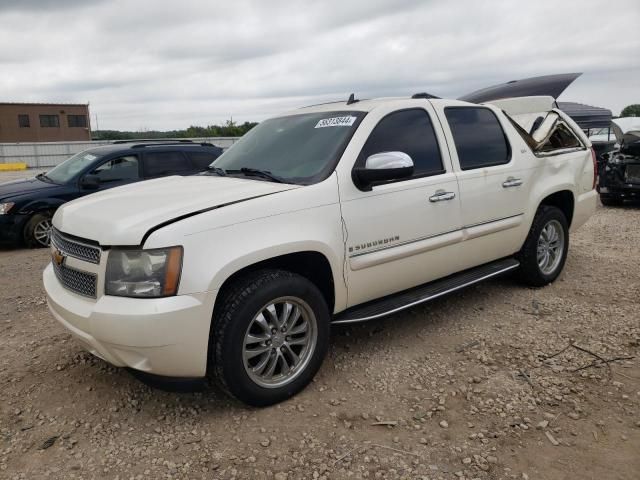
xmin=516 ymin=206 xmax=569 ymax=287
xmin=210 ymin=270 xmax=330 ymax=406
xmin=24 ymin=212 xmax=53 ymax=248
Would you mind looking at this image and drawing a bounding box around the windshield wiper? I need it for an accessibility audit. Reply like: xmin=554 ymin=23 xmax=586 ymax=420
xmin=232 ymin=167 xmax=287 ymax=184
xmin=206 ymin=166 xmax=227 ymax=177
xmin=36 ymin=172 xmax=54 ymax=183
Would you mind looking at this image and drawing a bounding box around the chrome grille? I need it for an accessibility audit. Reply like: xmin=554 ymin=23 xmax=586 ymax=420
xmin=52 ymin=260 xmax=97 ymax=298
xmin=51 ymin=228 xmax=101 ymax=264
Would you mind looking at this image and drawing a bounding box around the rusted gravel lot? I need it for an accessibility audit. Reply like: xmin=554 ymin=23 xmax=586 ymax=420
xmin=0 ymin=181 xmax=638 ymax=479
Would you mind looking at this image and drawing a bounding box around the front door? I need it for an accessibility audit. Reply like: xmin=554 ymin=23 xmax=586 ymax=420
xmin=337 ymin=104 xmax=464 ymax=307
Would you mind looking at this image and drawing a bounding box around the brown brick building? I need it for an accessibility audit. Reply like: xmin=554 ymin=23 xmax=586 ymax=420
xmin=0 ymin=103 xmax=91 ymax=142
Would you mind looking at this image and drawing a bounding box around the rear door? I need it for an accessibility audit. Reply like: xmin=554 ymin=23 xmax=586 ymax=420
xmin=434 ymin=103 xmax=536 ymax=268
xmin=142 ymin=150 xmax=193 ymax=179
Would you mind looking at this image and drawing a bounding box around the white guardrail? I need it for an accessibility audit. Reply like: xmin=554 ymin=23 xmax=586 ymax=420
xmin=0 ymin=137 xmax=241 ymax=168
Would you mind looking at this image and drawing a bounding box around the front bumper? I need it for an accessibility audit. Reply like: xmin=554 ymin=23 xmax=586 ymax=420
xmin=44 ymin=264 xmax=217 ymax=378
xmin=0 ymin=213 xmax=28 ymax=244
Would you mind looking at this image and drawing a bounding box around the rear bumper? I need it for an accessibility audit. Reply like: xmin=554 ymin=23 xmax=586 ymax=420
xmin=571 ymin=190 xmax=597 ymax=232
xmin=598 ymin=184 xmax=640 ymax=197
xmin=44 ymin=263 xmax=217 ymax=378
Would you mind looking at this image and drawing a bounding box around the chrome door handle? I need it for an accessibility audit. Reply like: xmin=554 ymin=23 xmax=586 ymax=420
xmin=502 ymin=177 xmax=523 ymax=188
xmin=429 ymin=190 xmax=456 ymax=202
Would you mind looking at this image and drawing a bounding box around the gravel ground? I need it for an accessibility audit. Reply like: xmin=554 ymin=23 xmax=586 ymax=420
xmin=0 ymin=201 xmax=638 ymax=480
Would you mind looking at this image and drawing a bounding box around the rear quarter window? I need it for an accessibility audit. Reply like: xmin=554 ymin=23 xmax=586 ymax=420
xmin=188 ymin=151 xmax=222 ymax=170
xmin=445 ymin=107 xmax=511 ymax=170
xmin=143 ymin=151 xmax=192 ymax=177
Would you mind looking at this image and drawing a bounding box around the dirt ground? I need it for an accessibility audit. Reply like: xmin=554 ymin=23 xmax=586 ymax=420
xmin=0 ymin=200 xmax=638 ymax=480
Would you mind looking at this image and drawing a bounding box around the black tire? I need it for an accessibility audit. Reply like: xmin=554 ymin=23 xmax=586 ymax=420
xmin=600 ymin=194 xmax=623 ymax=207
xmin=210 ymin=269 xmax=330 ymax=407
xmin=23 ymin=211 xmax=53 ymax=248
xmin=516 ymin=206 xmax=569 ymax=287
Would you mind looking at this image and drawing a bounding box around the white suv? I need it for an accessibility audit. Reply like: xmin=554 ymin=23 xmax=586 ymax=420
xmin=44 ymin=89 xmax=597 ymax=406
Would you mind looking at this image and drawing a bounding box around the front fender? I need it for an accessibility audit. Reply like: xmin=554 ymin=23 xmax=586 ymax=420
xmin=18 ymin=197 xmax=66 ymax=215
xmin=193 ymin=204 xmax=346 ymax=312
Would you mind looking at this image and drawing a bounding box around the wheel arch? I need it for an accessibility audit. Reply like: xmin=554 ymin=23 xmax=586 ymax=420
xmin=537 ymin=189 xmax=575 ymax=227
xmin=213 ymin=250 xmax=338 ymax=318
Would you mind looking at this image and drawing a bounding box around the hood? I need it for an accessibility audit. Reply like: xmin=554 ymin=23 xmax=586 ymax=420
xmin=0 ymin=176 xmax=57 ymax=201
xmin=53 ymin=175 xmax=299 ymax=246
xmin=611 ymin=117 xmax=640 ymax=145
xmin=459 ymin=73 xmax=582 ymax=104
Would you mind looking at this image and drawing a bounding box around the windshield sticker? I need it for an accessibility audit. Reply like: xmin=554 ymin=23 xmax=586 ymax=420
xmin=315 ymin=116 xmax=357 ymax=128
xmin=83 ymin=154 xmax=98 ymax=161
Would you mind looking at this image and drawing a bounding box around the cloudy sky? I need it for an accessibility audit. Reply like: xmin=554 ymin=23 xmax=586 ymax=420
xmin=1 ymin=0 xmax=638 ymax=130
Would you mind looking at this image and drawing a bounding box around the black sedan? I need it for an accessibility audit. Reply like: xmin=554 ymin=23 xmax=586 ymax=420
xmin=0 ymin=140 xmax=222 ymax=247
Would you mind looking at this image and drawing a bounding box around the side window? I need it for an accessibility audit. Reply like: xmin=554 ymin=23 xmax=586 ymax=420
xmin=445 ymin=107 xmax=510 ymax=170
xmin=18 ymin=114 xmax=30 ymax=128
xmin=143 ymin=151 xmax=192 ymax=177
xmin=188 ymin=151 xmax=222 ymax=170
xmin=539 ymin=124 xmax=582 ymax=152
xmin=91 ymin=156 xmax=140 ymax=183
xmin=358 ymin=109 xmax=444 ymax=178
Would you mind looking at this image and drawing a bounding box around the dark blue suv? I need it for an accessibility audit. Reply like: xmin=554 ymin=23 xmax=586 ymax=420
xmin=0 ymin=140 xmax=223 ymax=247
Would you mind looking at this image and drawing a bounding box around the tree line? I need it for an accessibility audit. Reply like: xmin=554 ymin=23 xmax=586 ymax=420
xmin=92 ymin=120 xmax=258 ymax=140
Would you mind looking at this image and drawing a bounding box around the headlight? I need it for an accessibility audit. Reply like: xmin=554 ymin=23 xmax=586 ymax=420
xmin=0 ymin=202 xmax=15 ymax=215
xmin=105 ymin=246 xmax=183 ymax=298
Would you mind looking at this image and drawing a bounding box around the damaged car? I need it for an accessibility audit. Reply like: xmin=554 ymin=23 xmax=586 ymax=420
xmin=598 ymin=117 xmax=640 ymax=206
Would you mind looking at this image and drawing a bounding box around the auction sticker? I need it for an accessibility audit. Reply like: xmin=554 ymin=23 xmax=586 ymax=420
xmin=315 ymin=116 xmax=357 ymax=128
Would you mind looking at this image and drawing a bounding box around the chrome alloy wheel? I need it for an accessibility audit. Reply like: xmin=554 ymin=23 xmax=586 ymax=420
xmin=537 ymin=219 xmax=564 ymax=275
xmin=243 ymin=297 xmax=318 ymax=388
xmin=33 ymin=218 xmax=53 ymax=247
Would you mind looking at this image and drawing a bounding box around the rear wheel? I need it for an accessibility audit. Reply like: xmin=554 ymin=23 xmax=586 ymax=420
xmin=24 ymin=212 xmax=53 ymax=248
xmin=600 ymin=194 xmax=623 ymax=207
xmin=516 ymin=206 xmax=569 ymax=287
xmin=210 ymin=269 xmax=330 ymax=406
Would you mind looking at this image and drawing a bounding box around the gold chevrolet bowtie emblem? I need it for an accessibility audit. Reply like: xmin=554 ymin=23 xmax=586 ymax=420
xmin=52 ymin=248 xmax=65 ymax=267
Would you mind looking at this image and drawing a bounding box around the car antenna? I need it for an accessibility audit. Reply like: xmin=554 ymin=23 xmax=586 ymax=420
xmin=346 ymin=93 xmax=359 ymax=105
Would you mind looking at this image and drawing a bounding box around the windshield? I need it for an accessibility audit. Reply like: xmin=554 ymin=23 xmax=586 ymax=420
xmin=46 ymin=151 xmax=102 ymax=184
xmin=213 ymin=111 xmax=365 ymax=184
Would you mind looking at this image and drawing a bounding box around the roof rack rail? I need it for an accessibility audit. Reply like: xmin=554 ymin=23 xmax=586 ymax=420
xmin=112 ymin=139 xmax=195 ymax=144
xmin=130 ymin=142 xmax=215 ymax=149
xmin=411 ymin=92 xmax=440 ymax=99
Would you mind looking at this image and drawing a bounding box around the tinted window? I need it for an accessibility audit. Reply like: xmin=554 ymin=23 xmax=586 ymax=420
xmin=188 ymin=151 xmax=222 ymax=169
xmin=68 ymin=115 xmax=87 ymax=128
xmin=445 ymin=107 xmax=510 ymax=170
xmin=91 ymin=156 xmax=140 ymax=183
xmin=40 ymin=115 xmax=59 ymax=128
xmin=143 ymin=151 xmax=191 ymax=177
xmin=18 ymin=114 xmax=30 ymax=128
xmin=358 ymin=109 xmax=443 ymax=177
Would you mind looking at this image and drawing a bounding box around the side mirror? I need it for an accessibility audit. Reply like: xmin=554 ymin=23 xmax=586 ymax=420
xmin=80 ymin=174 xmax=100 ymax=189
xmin=353 ymin=152 xmax=414 ymax=191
